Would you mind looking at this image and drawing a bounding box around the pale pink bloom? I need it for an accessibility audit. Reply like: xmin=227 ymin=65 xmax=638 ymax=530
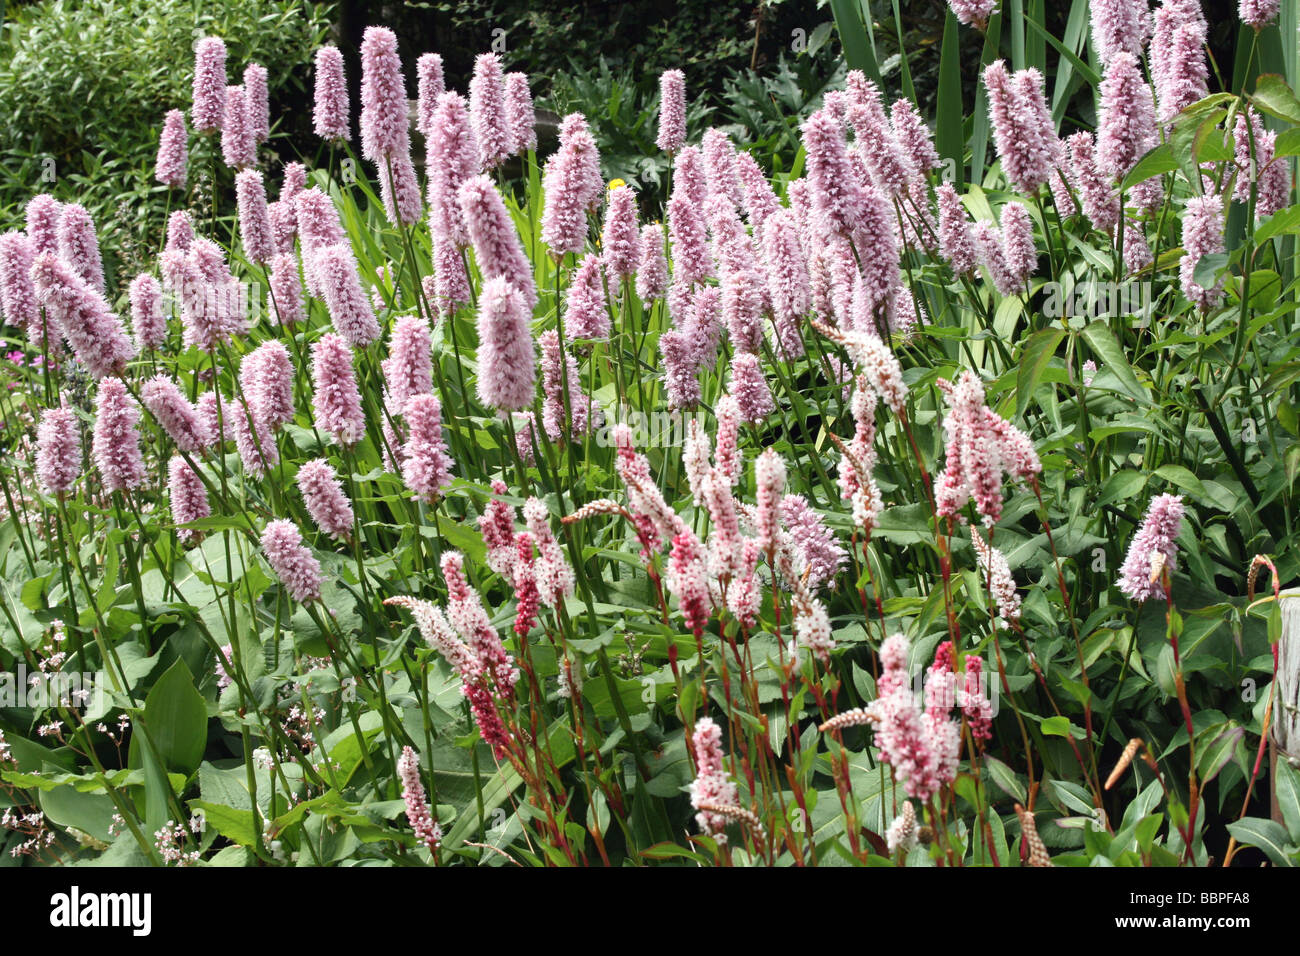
xmin=475 ymin=276 xmax=537 ymax=412
xmin=93 ymin=379 xmax=146 ymax=493
xmin=312 ymin=46 xmax=350 ymax=141
xmin=999 ymin=202 xmax=1038 ymax=293
xmin=359 ymin=26 xmax=409 ymax=163
xmin=141 ymin=376 xmax=211 ymax=452
xmin=1066 ymin=132 xmax=1120 ymax=233
xmin=540 ymin=116 xmax=598 ymax=257
xmin=634 ymin=223 xmax=668 ymax=302
xmin=297 ymin=458 xmax=354 ymax=541
xmin=504 ymin=72 xmax=536 ymax=155
xmin=729 ymin=351 xmax=774 ymax=423
xmin=25 ymin=195 xmax=62 ymax=258
xmin=30 ymin=252 xmax=135 ymax=378
xmin=35 ymin=406 xmax=80 ymax=495
xmin=667 ymin=193 xmax=713 ymax=286
xmin=802 ymin=108 xmax=870 ymax=237
xmin=261 ymin=519 xmax=323 ymax=603
xmin=1096 ymin=53 xmax=1159 ymax=183
xmin=735 ymin=151 xmax=781 ymax=231
xmin=382 ymin=315 xmax=432 ymax=411
xmin=469 ymin=52 xmax=511 ymax=170
xmin=235 ymin=169 xmax=274 ymax=265
xmin=460 ymin=175 xmax=538 ymax=307
xmin=890 ymin=99 xmax=940 ymax=177
xmin=479 ymin=480 xmax=517 ymax=576
xmin=401 ymin=393 xmax=454 ymax=503
xmin=226 ymin=394 xmax=279 ymax=478
xmin=611 ymin=423 xmax=685 ymax=549
xmin=0 ymin=232 xmax=39 ymax=336
xmin=397 ymin=746 xmax=441 ymax=853
xmin=166 ymin=210 xmax=195 ymax=253
xmin=601 ymin=185 xmax=641 ymax=281
xmin=753 ymin=448 xmax=786 ymax=557
xmin=416 ymin=53 xmax=445 ymax=136
xmin=267 ymin=200 xmax=296 ymax=254
xmin=563 ymin=253 xmax=609 ymax=340
xmin=311 ymin=243 xmax=381 ymax=347
xmin=781 ymin=495 xmax=845 ymax=590
xmin=378 ymin=151 xmax=424 ymax=227
xmin=128 ymin=274 xmax=167 ymax=351
xmin=539 ymin=329 xmax=598 ymax=441
xmin=1240 ymin=0 xmax=1280 ymax=28
xmin=191 ymin=37 xmax=227 ymax=134
xmin=668 ymin=528 xmax=711 ymax=638
xmin=660 ymin=328 xmax=702 ymax=410
xmin=1179 ymin=193 xmax=1225 ymax=311
xmin=311 ymin=333 xmax=366 ymax=446
xmin=1118 ymin=493 xmax=1185 ymax=601
xmin=244 ymin=64 xmax=270 ymax=144
xmin=712 ymin=394 xmax=742 ymax=488
xmin=523 ymin=497 xmax=574 ymax=605
xmin=656 ymin=69 xmax=687 ymax=154
xmin=701 ymin=128 xmax=743 ymax=206
xmin=1155 ymin=20 xmax=1208 ymax=125
xmin=672 ymin=145 xmax=709 ymax=207
xmin=221 ymin=85 xmax=256 ymax=169
xmin=947 ymin=0 xmax=998 ymax=27
xmin=1090 ymin=0 xmax=1153 ymax=63
xmin=689 ymin=717 xmax=739 ymax=842
xmin=268 ymin=253 xmax=305 ymax=326
xmin=168 ymin=456 xmax=209 ymax=541
xmin=936 ymin=183 xmax=978 ymax=275
xmin=56 ymin=204 xmax=105 ymax=294
xmin=848 ymin=103 xmax=912 ymax=197
xmin=983 ymin=61 xmax=1057 ymax=194
xmin=721 ymin=271 xmax=764 ymax=355
xmin=426 ymin=93 xmax=479 ymax=250
xmin=439 ymin=551 xmax=519 ymax=695
xmin=240 ymin=340 xmax=295 ymax=431
xmin=972 ymin=530 xmax=1021 ymax=627
xmin=430 ymin=236 xmax=471 ymax=319
xmin=156 ymin=110 xmax=189 ymax=189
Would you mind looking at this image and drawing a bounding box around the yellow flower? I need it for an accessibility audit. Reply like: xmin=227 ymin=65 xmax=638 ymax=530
xmin=608 ymin=178 xmax=627 ymax=191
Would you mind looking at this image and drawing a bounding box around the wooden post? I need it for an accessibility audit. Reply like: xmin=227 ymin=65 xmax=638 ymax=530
xmin=1273 ymin=591 xmax=1300 ymax=823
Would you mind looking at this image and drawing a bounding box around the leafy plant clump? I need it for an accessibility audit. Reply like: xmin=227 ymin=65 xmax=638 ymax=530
xmin=0 ymin=1 xmax=1299 ymax=867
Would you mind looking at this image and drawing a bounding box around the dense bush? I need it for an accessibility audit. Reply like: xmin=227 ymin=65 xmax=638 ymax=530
xmin=0 ymin=1 xmax=1298 ymax=869
xmin=0 ymin=0 xmax=329 ymax=244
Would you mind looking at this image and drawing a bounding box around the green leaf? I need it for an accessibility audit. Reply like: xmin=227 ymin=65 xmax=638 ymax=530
xmin=1121 ymin=144 xmax=1178 ymax=191
xmin=984 ymin=754 xmax=1026 ymax=804
xmin=1251 ymin=74 xmax=1300 ymax=125
xmin=139 ymin=658 xmax=207 ymax=775
xmin=1274 ymin=760 xmax=1300 ymax=844
xmin=189 ymin=799 xmax=257 ymax=847
xmin=1078 ymin=323 xmax=1147 ymax=404
xmin=1225 ymin=818 xmax=1296 ymax=867
xmin=1016 ymin=327 xmax=1065 ymax=419
xmin=1042 ymin=715 xmax=1085 ymax=740
xmin=1255 ymin=205 xmax=1300 ymax=244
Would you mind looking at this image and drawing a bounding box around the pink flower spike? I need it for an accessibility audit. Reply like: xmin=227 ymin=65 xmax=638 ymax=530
xmin=240 ymin=340 xmax=296 ymax=431
xmin=1240 ymin=0 xmax=1281 ymax=29
xmin=460 ymin=175 xmax=538 ymax=307
xmin=192 ymin=37 xmax=227 ymax=134
xmin=235 ymin=169 xmax=274 ymax=265
xmin=601 ymin=185 xmax=641 ymax=281
xmin=382 ymin=314 xmax=433 ymax=411
xmin=401 ymin=393 xmax=455 ymax=505
xmin=635 ymin=223 xmax=668 ymax=302
xmin=1118 ymin=493 xmax=1186 ymax=602
xmin=360 ymin=26 xmax=411 ymax=163
xmin=311 ymin=243 xmax=381 ymax=347
xmin=397 ymin=746 xmax=441 ymax=853
xmin=297 ymin=458 xmax=354 ymax=541
xmin=156 ymin=110 xmax=189 ymax=189
xmin=729 ymin=350 xmax=775 ymax=424
xmin=475 ymin=275 xmax=537 ymax=412
xmin=470 ymin=52 xmax=511 ymax=171
xmin=169 ymin=456 xmax=210 ymax=542
xmin=504 ymin=72 xmax=537 ymax=155
xmin=689 ymin=717 xmax=739 ymax=842
xmin=268 ymin=253 xmax=305 ymax=326
xmin=656 ymin=69 xmax=687 ymax=154
xmin=311 ymin=333 xmax=367 ymax=447
xmin=56 ymin=204 xmax=105 ymax=295
xmin=564 ymin=253 xmax=610 ymax=340
xmin=0 ymin=232 xmax=39 ymax=338
xmin=129 ymin=274 xmax=167 ymax=352
xmin=30 ymin=252 xmax=135 ymax=379
xmin=141 ymin=375 xmax=212 ymax=453
xmin=244 ymin=64 xmax=270 ymax=144
xmin=93 ymin=379 xmax=147 ymax=494
xmin=313 ymin=46 xmax=350 ymax=141
xmin=35 ymin=406 xmax=81 ymax=496
xmin=416 ymin=53 xmax=445 ymax=136
xmin=25 ymin=195 xmax=62 ymax=258
xmin=261 ymin=519 xmax=323 ymax=603
xmin=221 ymin=85 xmax=256 ymax=169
